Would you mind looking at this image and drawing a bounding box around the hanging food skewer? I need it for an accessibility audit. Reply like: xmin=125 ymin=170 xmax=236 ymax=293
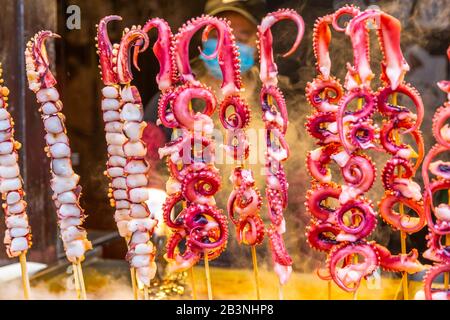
xmin=257 ymin=8 xmax=305 ymax=292
xmin=25 ymin=31 xmax=91 ymax=299
xmin=0 ymin=64 xmax=32 ymax=299
xmin=421 ymin=46 xmax=450 ymax=301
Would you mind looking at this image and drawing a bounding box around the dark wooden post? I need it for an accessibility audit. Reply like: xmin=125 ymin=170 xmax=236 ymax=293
xmin=0 ymin=0 xmax=58 ymax=265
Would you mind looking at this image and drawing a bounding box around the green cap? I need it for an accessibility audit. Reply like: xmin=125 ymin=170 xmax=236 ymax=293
xmin=205 ymin=0 xmax=266 ymax=26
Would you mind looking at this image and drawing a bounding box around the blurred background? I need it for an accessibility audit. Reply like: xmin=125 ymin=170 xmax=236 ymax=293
xmin=0 ymin=0 xmax=448 ymax=299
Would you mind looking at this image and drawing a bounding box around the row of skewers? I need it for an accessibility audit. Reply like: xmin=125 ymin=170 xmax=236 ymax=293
xmin=0 ymin=6 xmax=448 ymax=300
xmin=305 ymin=5 xmax=449 ymax=299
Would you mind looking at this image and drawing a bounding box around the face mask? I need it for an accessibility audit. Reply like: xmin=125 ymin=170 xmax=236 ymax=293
xmin=200 ymin=38 xmax=255 ymax=80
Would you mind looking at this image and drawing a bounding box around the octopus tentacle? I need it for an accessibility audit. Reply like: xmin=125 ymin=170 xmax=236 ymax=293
xmin=336 ymin=87 xmax=376 ymax=154
xmin=257 ymin=9 xmax=305 ymax=87
xmin=305 ymin=183 xmax=341 ymax=222
xmin=335 ymin=199 xmax=377 ymax=241
xmin=423 ymin=179 xmax=450 ymax=235
xmin=116 ymin=26 xmax=149 ymax=84
xmin=306 ymin=222 xmax=340 ymax=252
xmin=328 ymin=242 xmax=378 ymax=293
xmin=376 ymin=83 xmax=423 ymax=133
xmin=306 ymin=143 xmax=341 ymax=183
xmin=423 ymin=231 xmax=450 ymax=263
xmin=219 ymin=94 xmax=250 ymax=130
xmin=261 ymin=85 xmax=289 ymax=134
xmin=371 ymin=242 xmax=426 ymax=274
xmin=339 ymin=154 xmax=376 ymax=203
xmin=379 ymin=191 xmax=426 ymax=234
xmin=431 ymin=104 xmax=450 ymax=149
xmin=268 ymin=225 xmax=292 ymax=285
xmin=95 ymin=15 xmax=122 ymax=86
xmin=331 ymin=5 xmax=360 ymax=32
xmin=138 ymin=18 xmax=176 ymax=90
xmin=305 ymin=76 xmax=343 ymax=112
xmin=423 ymin=264 xmax=450 ymax=300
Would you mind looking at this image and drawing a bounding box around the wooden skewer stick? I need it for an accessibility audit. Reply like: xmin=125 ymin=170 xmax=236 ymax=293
xmin=251 ymin=245 xmax=261 ymax=300
xmin=143 ymin=285 xmax=149 ymax=300
xmin=392 ymin=92 xmax=409 ymax=300
xmin=204 ymin=251 xmax=213 ymax=300
xmin=327 ymin=280 xmax=332 ymax=300
xmin=130 ymin=268 xmax=138 ymax=300
xmin=19 ymin=252 xmax=30 ymax=300
xmin=189 ymin=267 xmax=197 ymax=300
xmin=278 ymin=283 xmax=284 ymax=300
xmin=72 ymin=263 xmax=81 ymax=300
xmin=124 ymin=237 xmax=139 ymax=300
xmin=76 ymin=260 xmax=87 ymax=300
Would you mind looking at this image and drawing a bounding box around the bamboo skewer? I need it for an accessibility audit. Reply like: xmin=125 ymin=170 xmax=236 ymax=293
xmin=204 ymin=251 xmax=213 ymax=300
xmin=19 ymin=252 xmax=30 ymax=300
xmin=327 ymin=280 xmax=332 ymax=300
xmin=143 ymin=285 xmax=149 ymax=300
xmin=125 ymin=237 xmax=139 ymax=300
xmin=278 ymin=283 xmax=284 ymax=300
xmin=72 ymin=263 xmax=82 ymax=300
xmin=251 ymin=245 xmax=261 ymax=300
xmin=392 ymin=93 xmax=409 ymax=300
xmin=76 ymin=260 xmax=87 ymax=300
xmin=189 ymin=267 xmax=197 ymax=300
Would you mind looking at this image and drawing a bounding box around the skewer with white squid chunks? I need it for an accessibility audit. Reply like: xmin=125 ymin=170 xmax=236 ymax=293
xmin=0 ymin=64 xmax=32 ymax=299
xmin=25 ymin=31 xmax=91 ymax=300
xmin=116 ymin=25 xmax=158 ymax=297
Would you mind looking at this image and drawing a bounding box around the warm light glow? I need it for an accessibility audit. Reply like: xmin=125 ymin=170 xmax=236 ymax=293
xmin=145 ymin=188 xmax=168 ymax=237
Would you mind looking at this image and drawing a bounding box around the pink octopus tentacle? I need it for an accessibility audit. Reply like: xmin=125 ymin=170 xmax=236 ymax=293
xmin=172 ymin=15 xmax=224 ymax=84
xmin=376 ymin=83 xmax=424 ymax=133
xmin=371 ymin=242 xmax=426 ymax=274
xmin=172 ymin=85 xmax=217 ymax=132
xmin=257 ymin=9 xmax=305 ymax=87
xmin=431 ymin=104 xmax=450 ymax=149
xmin=328 ymin=242 xmax=378 ymax=293
xmin=96 ymin=15 xmax=122 ymax=86
xmin=138 ymin=18 xmax=176 ymax=91
xmin=379 ymin=191 xmax=426 ymax=234
xmin=423 ymin=264 xmax=450 ymax=300
xmin=116 ymin=27 xmax=149 ymax=84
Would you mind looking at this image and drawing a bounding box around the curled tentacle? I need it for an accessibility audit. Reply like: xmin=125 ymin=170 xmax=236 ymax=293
xmin=305 ymin=183 xmax=341 ymax=222
xmin=182 ymin=167 xmax=221 ymax=205
xmin=339 ymin=154 xmax=376 ymax=203
xmin=379 ymin=191 xmax=426 ymax=234
xmin=347 ymin=120 xmax=379 ymax=151
xmin=172 ymin=85 xmax=216 ymax=132
xmin=25 ymin=31 xmax=60 ymax=92
xmin=306 ymin=112 xmax=339 ymax=145
xmin=306 ymin=222 xmax=340 ymax=252
xmin=336 ymin=87 xmax=376 ymax=154
xmin=328 ymin=242 xmax=378 ymax=293
xmin=380 ymin=119 xmax=424 ymax=172
xmin=219 ymin=94 xmax=250 ymax=130
xmin=335 ymin=199 xmax=377 ymax=241
xmin=377 ymin=83 xmax=423 ymax=133
xmin=382 ymin=157 xmax=414 ymax=189
xmin=305 ymin=76 xmax=343 ymax=112
xmin=257 ymin=8 xmax=305 ymax=87
xmin=423 ymin=264 xmax=450 ymax=300
xmin=423 ymin=179 xmax=450 ymax=235
xmin=173 ymin=15 xmax=224 ymax=84
xmin=236 ymin=216 xmax=265 ymax=246
xmin=331 ymin=5 xmax=360 ymax=32
xmin=306 ymin=143 xmax=341 ymax=183
xmin=261 ymin=85 xmax=288 ymax=134
xmin=432 ymin=104 xmax=450 ymax=149
xmin=165 ymin=231 xmax=201 ymax=273
xmin=117 ymin=26 xmax=149 ymax=84
xmin=96 ymin=16 xmax=122 ymax=86
xmin=423 ymin=231 xmax=450 ymax=263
